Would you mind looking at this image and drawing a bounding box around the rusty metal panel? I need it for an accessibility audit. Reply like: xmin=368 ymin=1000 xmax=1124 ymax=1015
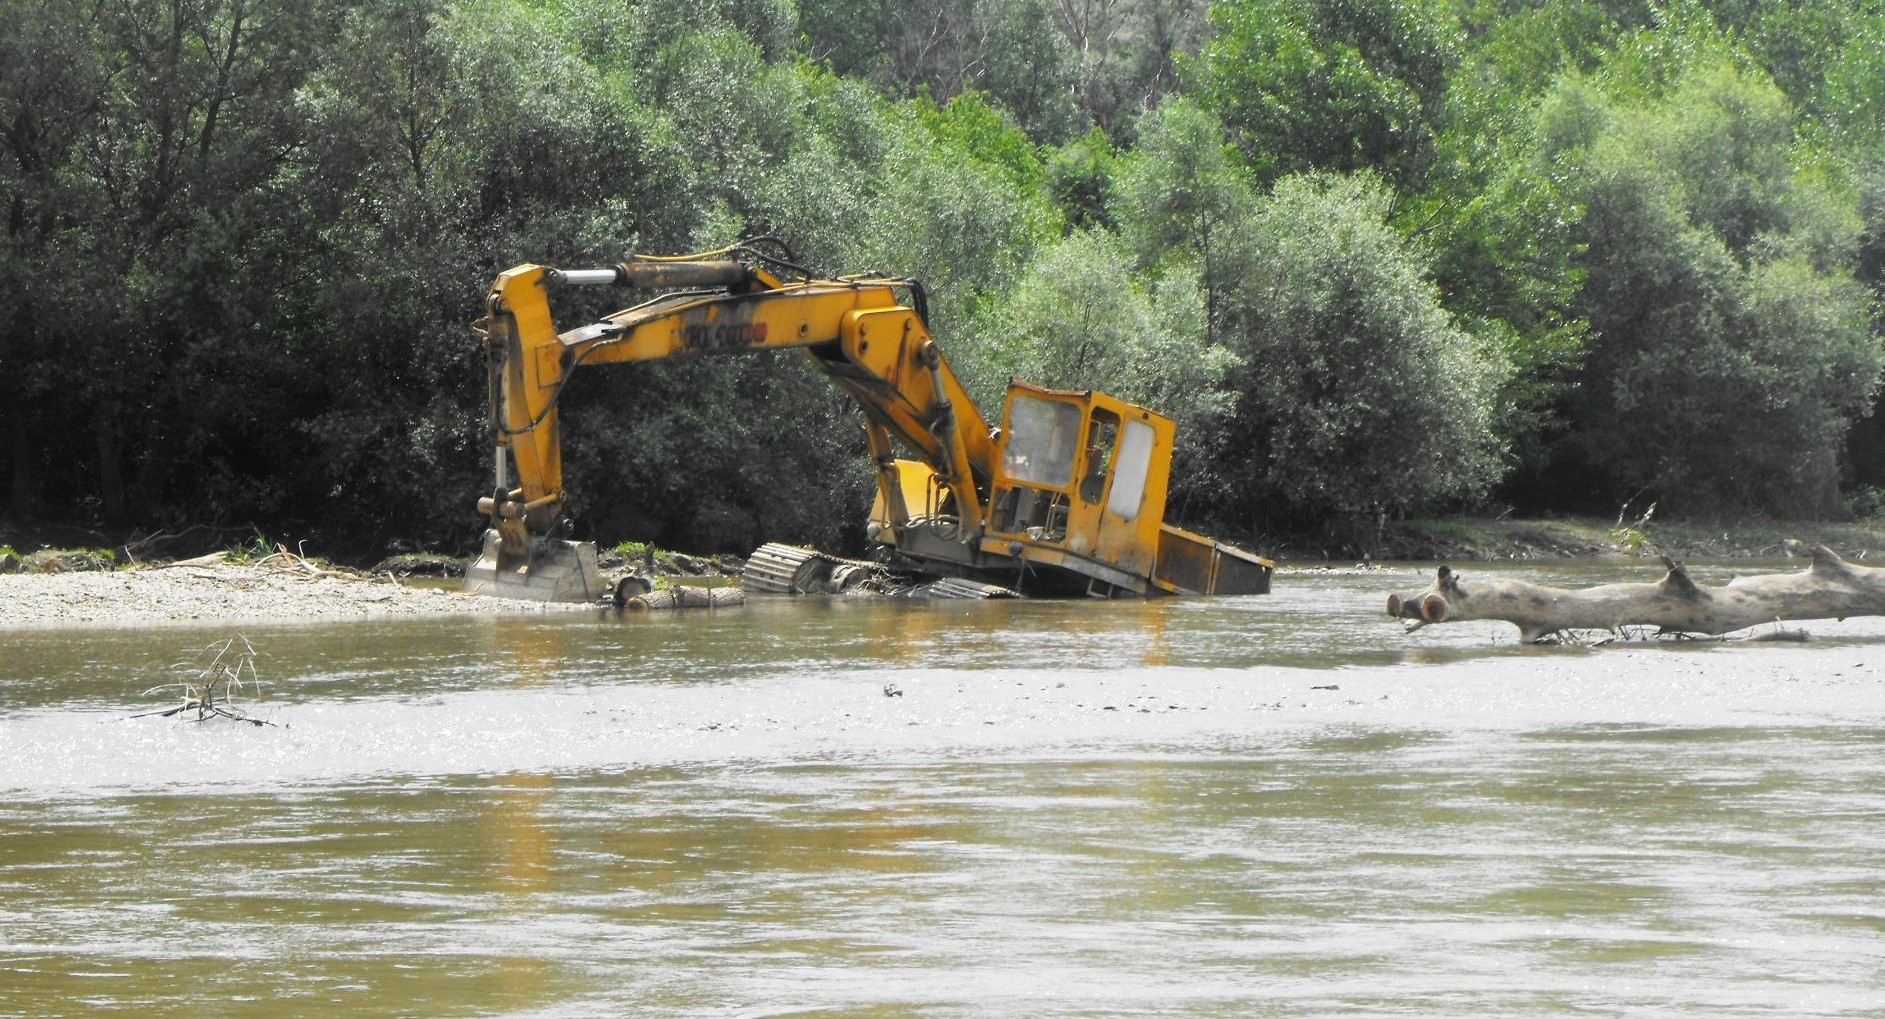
xmin=1155 ymin=527 xmax=1216 ymax=594
xmin=1209 ymin=544 xmax=1273 ymax=595
xmin=1156 ymin=526 xmax=1274 ymax=595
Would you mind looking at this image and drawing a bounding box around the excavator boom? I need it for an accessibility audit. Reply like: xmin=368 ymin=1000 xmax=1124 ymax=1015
xmin=465 ymin=243 xmax=1271 ymax=601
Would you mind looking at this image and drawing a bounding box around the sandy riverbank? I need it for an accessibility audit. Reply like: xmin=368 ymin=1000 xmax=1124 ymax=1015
xmin=0 ymin=556 xmax=592 ymax=629
xmin=7 ymin=514 xmax=1885 ymax=630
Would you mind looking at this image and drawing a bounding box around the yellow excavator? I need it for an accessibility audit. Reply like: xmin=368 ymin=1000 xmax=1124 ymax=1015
xmin=465 ymin=240 xmax=1272 ymax=602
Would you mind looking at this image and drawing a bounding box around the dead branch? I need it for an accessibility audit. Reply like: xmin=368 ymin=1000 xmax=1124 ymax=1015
xmin=1385 ymin=544 xmax=1885 ymax=643
xmin=134 ymin=635 xmax=278 ymax=726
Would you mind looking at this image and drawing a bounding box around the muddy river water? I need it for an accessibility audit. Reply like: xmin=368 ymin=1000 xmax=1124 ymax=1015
xmin=2 ymin=561 xmax=1883 ymax=1016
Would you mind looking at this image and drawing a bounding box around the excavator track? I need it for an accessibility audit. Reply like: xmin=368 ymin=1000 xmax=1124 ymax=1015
xmin=921 ymin=577 xmax=1021 ymax=599
xmin=742 ymin=543 xmax=833 ymax=594
xmin=742 ymin=542 xmax=1018 ymax=598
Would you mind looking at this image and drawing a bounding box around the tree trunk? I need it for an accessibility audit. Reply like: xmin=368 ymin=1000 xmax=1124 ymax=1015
xmin=621 ymin=586 xmax=746 ymax=611
xmin=1385 ymin=545 xmax=1885 ymax=643
xmin=96 ymin=414 xmax=127 ymax=524
xmin=9 ymin=421 xmax=37 ymax=518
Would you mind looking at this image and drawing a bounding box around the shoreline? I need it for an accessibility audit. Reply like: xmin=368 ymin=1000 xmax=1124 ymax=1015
xmin=1347 ymin=517 xmax=1885 ymax=563
xmin=0 ymin=557 xmax=592 ymax=631
xmin=7 ymin=516 xmax=1885 ymax=573
xmin=4 ymin=516 xmax=1884 ymax=631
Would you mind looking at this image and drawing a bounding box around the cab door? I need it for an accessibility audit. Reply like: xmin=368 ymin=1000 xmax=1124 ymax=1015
xmin=1069 ymin=401 xmax=1172 ymax=579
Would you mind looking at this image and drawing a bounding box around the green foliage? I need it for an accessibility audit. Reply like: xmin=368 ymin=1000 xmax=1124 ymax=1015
xmin=1543 ymin=56 xmax=1883 ymax=517
xmin=1455 ymin=0 xmax=1645 ymax=104
xmin=1734 ymin=0 xmax=1871 ymax=119
xmin=1111 ymin=99 xmax=1257 ymax=342
xmin=223 ymin=534 xmax=278 ymax=565
xmin=645 ymin=26 xmax=806 ymax=223
xmin=1047 ymin=126 xmax=1119 ymax=230
xmin=1819 ymin=12 xmax=1885 ymax=153
xmin=1857 ymin=157 xmax=1885 ymax=290
xmin=1048 ymin=0 xmax=1211 ymax=138
xmin=1213 ymin=173 xmax=1512 ymax=525
xmin=913 ymin=91 xmax=1048 ymax=196
xmin=1591 ymin=0 xmax=1749 ymax=100
xmin=1609 ymin=524 xmax=1652 ymax=554
xmin=1194 ymin=0 xmax=1461 ymax=189
xmin=1640 ymin=62 xmax=1795 ymax=256
xmin=5 ymin=0 xmax=1885 ymax=557
xmin=1849 ymin=485 xmax=1885 ymax=521
xmin=1420 ymin=69 xmax=1591 ymax=461
xmin=850 ymin=109 xmax=1054 ymax=328
xmin=562 ymin=356 xmax=873 ymax=553
xmin=961 ymin=229 xmax=1238 ymax=437
xmin=795 ymin=0 xmax=1081 ymax=140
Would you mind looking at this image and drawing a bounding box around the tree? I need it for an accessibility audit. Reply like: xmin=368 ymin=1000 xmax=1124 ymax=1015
xmin=850 ymin=105 xmax=1056 ymax=331
xmin=1112 ymin=98 xmax=1255 ymax=344
xmin=1046 ymin=126 xmax=1119 ymax=230
xmin=1538 ymin=59 xmax=1882 ymax=517
xmin=0 ymin=0 xmax=112 ymax=516
xmin=795 ymin=0 xmax=1082 ymax=141
xmin=1 ymin=0 xmax=335 ymax=525
xmin=1052 ymin=0 xmax=1209 ymax=138
xmin=962 ymin=228 xmax=1237 ymax=434
xmin=1700 ymin=0 xmax=1876 ymax=122
xmin=1820 ymin=9 xmax=1885 ymax=155
xmin=1213 ymin=173 xmax=1511 ymax=530
xmin=1193 ymin=0 xmax=1461 ymax=192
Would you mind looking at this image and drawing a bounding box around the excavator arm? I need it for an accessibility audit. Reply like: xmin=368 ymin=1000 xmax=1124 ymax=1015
xmin=468 ymin=250 xmax=994 ymax=600
xmin=467 ymin=242 xmax=1273 ymax=603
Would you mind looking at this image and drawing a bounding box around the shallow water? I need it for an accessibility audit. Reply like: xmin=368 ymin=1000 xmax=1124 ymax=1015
xmin=3 ymin=561 xmax=1883 ymax=1016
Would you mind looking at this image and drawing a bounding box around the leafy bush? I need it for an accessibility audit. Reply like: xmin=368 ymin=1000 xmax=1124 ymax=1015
xmin=1213 ymin=173 xmax=1511 ymax=527
xmin=1540 ymin=58 xmax=1883 ymax=517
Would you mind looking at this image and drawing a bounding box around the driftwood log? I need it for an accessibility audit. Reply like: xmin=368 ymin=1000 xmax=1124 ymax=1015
xmin=1386 ymin=544 xmax=1885 ymax=643
xmin=620 ymin=585 xmax=746 ymax=611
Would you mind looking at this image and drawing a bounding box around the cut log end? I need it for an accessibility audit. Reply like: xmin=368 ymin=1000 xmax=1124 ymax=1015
xmin=1419 ymin=593 xmax=1449 ymax=623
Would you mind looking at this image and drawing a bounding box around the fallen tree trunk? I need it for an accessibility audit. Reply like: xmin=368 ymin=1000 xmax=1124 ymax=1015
xmin=1385 ymin=545 xmax=1885 ymax=643
xmin=621 ymin=585 xmax=746 ymax=611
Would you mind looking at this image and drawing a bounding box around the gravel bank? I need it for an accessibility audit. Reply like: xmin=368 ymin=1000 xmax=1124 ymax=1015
xmin=0 ymin=559 xmax=592 ymax=629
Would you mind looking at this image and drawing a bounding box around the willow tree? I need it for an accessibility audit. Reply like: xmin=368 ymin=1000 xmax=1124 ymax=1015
xmin=1210 ymin=173 xmax=1511 ymax=535
xmin=1537 ymin=60 xmax=1882 ymax=518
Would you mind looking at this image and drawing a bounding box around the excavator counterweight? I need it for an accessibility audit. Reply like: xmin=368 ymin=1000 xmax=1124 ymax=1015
xmin=465 ymin=241 xmax=1272 ymax=602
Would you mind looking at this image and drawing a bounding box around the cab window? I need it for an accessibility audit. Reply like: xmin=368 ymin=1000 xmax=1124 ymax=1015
xmin=1002 ymin=395 xmax=1082 ymax=489
xmin=1106 ymin=419 xmax=1155 ymax=521
xmin=1080 ymin=413 xmax=1119 ymax=504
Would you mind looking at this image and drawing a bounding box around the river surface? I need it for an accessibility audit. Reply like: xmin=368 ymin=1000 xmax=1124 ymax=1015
xmin=3 ymin=561 xmax=1883 ymax=1017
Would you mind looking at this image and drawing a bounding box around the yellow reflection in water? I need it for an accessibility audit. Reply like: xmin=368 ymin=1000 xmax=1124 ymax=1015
xmin=485 ymin=617 xmax=572 ymax=688
xmin=469 ymin=622 xmax=567 ymax=1006
xmin=1118 ymin=598 xmax=1172 ymax=668
xmin=482 ymin=772 xmax=556 ymax=1006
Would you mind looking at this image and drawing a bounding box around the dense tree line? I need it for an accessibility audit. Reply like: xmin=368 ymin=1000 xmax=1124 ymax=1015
xmin=2 ymin=0 xmax=1881 ymax=558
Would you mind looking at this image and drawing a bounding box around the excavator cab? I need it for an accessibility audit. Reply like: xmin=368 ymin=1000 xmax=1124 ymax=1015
xmin=869 ymin=381 xmax=1273 ymax=597
xmin=990 ymin=385 xmax=1164 ymax=552
xmin=980 ymin=383 xmax=1177 ymax=595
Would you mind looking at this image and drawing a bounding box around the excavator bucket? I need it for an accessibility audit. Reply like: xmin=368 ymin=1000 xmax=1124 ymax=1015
xmin=462 ymin=529 xmax=603 ymax=602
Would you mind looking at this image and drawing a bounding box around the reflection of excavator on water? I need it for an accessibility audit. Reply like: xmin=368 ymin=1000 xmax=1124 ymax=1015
xmin=465 ymin=239 xmax=1272 ymax=602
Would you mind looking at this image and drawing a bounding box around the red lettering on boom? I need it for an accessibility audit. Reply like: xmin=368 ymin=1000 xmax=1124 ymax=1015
xmin=681 ymin=322 xmax=769 ymax=350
